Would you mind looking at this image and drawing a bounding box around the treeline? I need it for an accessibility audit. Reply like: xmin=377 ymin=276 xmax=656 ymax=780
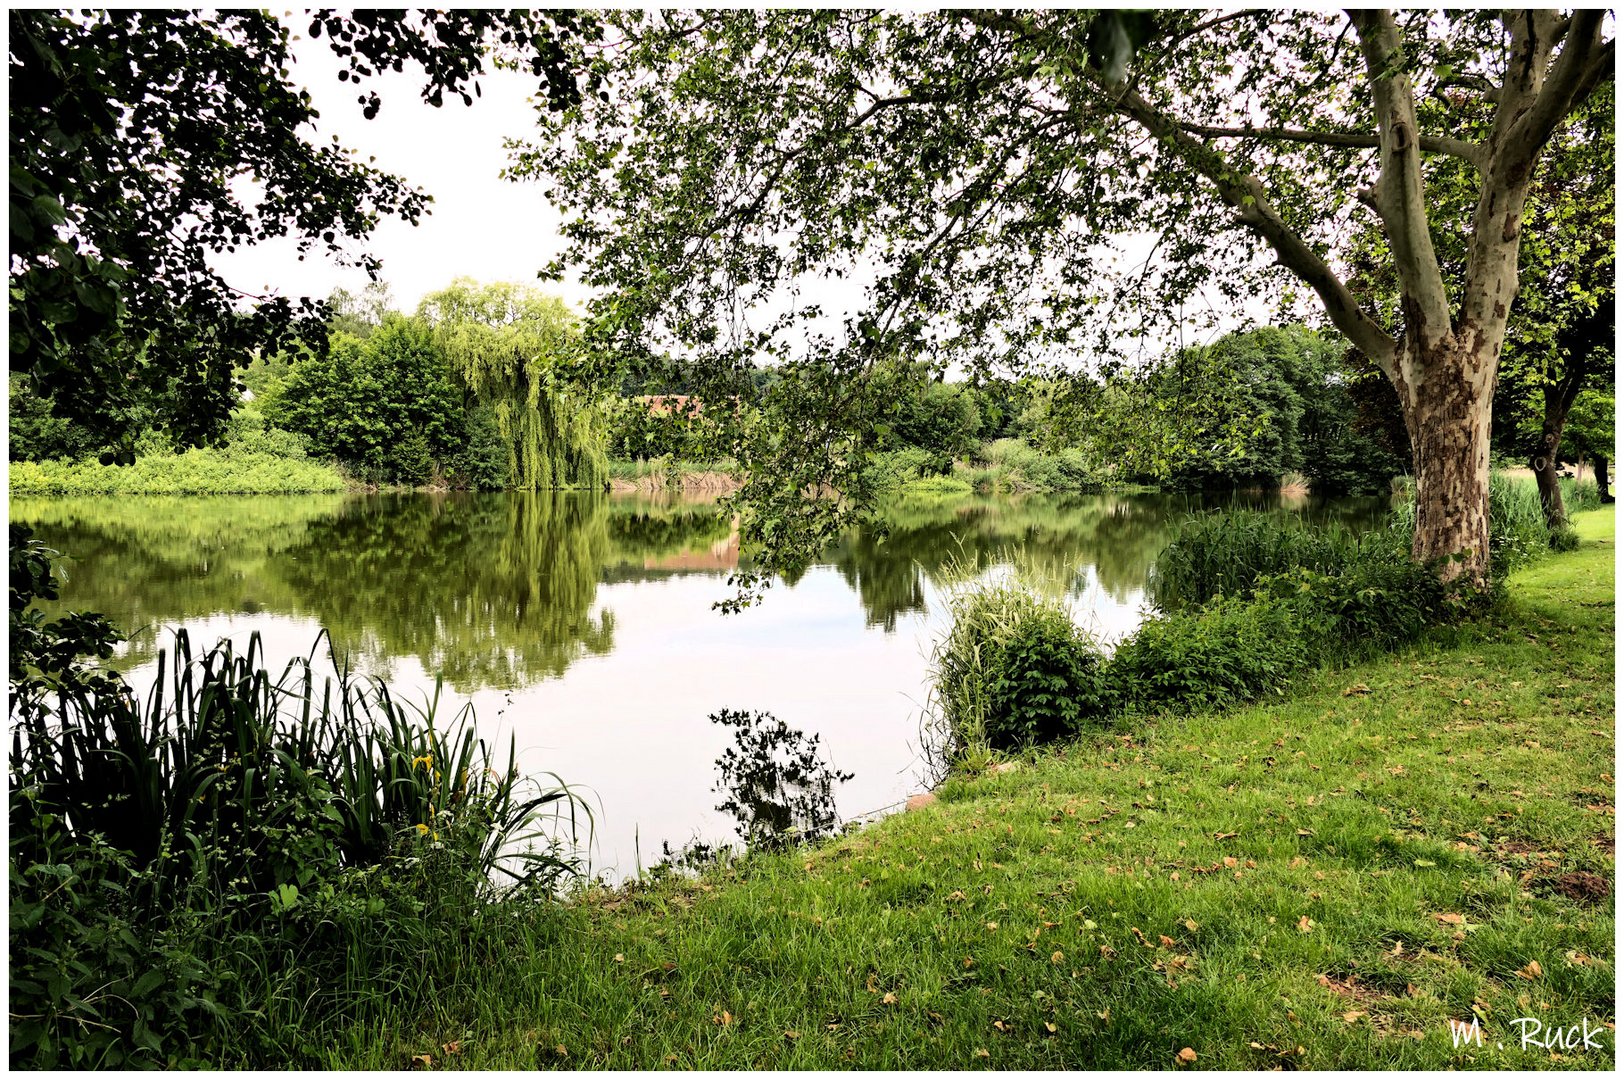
xmin=10 ymin=279 xmax=610 ymax=492
xmin=15 ymin=306 xmax=1601 ymax=500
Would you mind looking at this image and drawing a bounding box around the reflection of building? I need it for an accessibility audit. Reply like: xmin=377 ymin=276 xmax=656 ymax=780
xmin=644 ymin=524 xmax=740 ymax=571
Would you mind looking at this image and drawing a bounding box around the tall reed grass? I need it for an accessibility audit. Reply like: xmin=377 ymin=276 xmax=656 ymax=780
xmin=10 ymin=528 xmax=585 ymax=1067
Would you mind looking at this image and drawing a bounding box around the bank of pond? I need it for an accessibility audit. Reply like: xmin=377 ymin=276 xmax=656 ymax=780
xmin=8 ymin=478 xmax=1605 ymax=1067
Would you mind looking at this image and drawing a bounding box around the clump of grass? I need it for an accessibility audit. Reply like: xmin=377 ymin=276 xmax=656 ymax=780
xmin=1560 ymin=475 xmax=1602 ymax=514
xmin=1147 ymin=510 xmax=1381 ymax=611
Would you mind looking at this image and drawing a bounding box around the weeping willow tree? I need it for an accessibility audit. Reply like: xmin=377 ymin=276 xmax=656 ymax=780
xmin=419 ymin=278 xmax=608 ymax=490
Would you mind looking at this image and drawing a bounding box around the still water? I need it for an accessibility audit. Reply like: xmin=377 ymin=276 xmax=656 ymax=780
xmin=11 ymin=489 xmax=1388 ymax=879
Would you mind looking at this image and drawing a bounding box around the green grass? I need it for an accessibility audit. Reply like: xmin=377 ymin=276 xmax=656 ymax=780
xmin=317 ymin=508 xmax=1615 ymax=1070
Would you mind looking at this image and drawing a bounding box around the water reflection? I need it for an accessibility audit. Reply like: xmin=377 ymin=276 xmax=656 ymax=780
xmin=12 ymin=488 xmax=1390 ymax=691
xmin=11 ymin=487 xmax=1391 ymax=879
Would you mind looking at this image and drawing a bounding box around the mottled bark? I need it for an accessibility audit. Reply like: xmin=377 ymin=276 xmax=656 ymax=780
xmin=1395 ymin=338 xmax=1495 ymax=585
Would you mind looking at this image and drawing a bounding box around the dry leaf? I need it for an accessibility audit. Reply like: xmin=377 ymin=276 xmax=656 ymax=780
xmin=1434 ymin=912 xmax=1465 ymax=926
xmin=1051 ymin=950 xmax=1064 ymax=964
xmin=1297 ymin=915 xmax=1314 ymax=933
xmin=881 ymin=992 xmax=898 ymax=1006
xmin=973 ymin=1048 xmax=990 ymax=1059
xmin=613 ymin=953 xmax=625 ymax=963
xmin=440 ymin=1041 xmax=461 ymax=1056
xmin=410 ymin=1053 xmax=433 ymax=1069
xmin=1177 ymin=1047 xmax=1198 ymax=1064
xmin=1515 ymin=960 xmax=1543 ymax=980
xmin=1045 ymin=1022 xmax=1058 ymax=1034
xmin=554 ymin=1044 xmax=568 ymax=1058
xmin=783 ymin=1030 xmax=800 ymax=1041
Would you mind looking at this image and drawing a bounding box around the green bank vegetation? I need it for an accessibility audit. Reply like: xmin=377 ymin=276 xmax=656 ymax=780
xmin=12 ymin=494 xmax=1610 ymax=1068
xmin=313 ymin=508 xmax=1613 ymax=1070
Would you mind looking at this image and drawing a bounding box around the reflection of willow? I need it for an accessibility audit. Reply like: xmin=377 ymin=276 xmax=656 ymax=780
xmin=8 ymin=495 xmax=348 ymax=669
xmin=279 ymin=492 xmax=614 ymax=692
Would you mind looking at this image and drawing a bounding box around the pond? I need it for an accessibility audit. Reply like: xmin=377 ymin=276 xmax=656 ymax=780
xmin=11 ymin=488 xmax=1391 ymax=880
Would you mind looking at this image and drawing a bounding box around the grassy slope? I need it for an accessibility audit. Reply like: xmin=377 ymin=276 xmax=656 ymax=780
xmin=338 ymin=510 xmax=1615 ymax=1071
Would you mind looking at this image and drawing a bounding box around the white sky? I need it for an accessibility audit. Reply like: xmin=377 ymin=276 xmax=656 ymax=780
xmin=210 ymin=18 xmax=589 ymax=314
xmin=210 ymin=12 xmax=1280 ymax=364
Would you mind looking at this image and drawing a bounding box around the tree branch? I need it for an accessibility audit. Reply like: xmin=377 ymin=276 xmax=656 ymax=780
xmin=1350 ymin=9 xmax=1453 ymax=353
xmin=1102 ymin=82 xmax=1398 ymax=374
xmin=1173 ymin=121 xmax=1485 ymax=169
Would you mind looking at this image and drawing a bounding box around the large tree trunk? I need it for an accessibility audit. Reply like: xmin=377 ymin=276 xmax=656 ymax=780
xmin=1397 ymin=341 xmax=1494 ymax=586
xmin=1595 ymin=453 xmax=1614 ymax=503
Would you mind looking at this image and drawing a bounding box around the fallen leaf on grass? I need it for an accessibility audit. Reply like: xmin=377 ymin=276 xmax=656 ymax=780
xmin=440 ymin=1041 xmax=461 ymax=1056
xmin=712 ymin=1011 xmax=732 ymax=1027
xmin=973 ymin=1048 xmax=990 ymax=1059
xmin=1343 ymin=684 xmax=1371 ymax=696
xmin=1177 ymin=1047 xmax=1198 ymax=1064
xmin=1045 ymin=1022 xmax=1058 ymax=1034
xmin=1213 ymin=831 xmax=1239 ymax=841
xmin=410 ymin=1054 xmax=433 ymax=1069
xmin=783 ymin=1030 xmax=800 ymax=1041
xmin=1515 ymin=960 xmax=1543 ymax=980
xmin=1297 ymin=915 xmax=1314 ymax=933
xmin=1434 ymin=912 xmax=1465 ymax=926
xmin=881 ymin=992 xmax=898 ymax=1006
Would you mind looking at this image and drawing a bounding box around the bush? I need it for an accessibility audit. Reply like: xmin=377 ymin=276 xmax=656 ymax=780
xmin=929 ymin=583 xmax=1104 ymax=755
xmin=972 ymin=439 xmax=1103 ymax=494
xmin=1107 ymin=594 xmax=1310 ymax=714
xmin=983 ymin=606 xmax=1106 ymax=747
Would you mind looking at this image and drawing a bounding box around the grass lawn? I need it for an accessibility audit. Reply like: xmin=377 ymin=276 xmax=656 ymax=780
xmin=333 ymin=509 xmax=1615 ymax=1070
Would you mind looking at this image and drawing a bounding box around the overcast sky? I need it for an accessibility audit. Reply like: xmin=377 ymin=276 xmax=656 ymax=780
xmin=210 ymin=18 xmax=588 ymax=314
xmin=210 ymin=13 xmax=1281 ymax=363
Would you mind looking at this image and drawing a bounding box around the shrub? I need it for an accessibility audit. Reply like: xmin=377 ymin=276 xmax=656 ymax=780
xmin=984 ymin=605 xmax=1106 ymax=747
xmin=1106 ymin=594 xmax=1311 ymax=714
xmin=972 ymin=438 xmax=1103 ymax=494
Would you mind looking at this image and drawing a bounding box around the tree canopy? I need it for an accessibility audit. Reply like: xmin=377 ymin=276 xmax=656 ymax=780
xmin=8 ymin=9 xmax=596 ymax=460
xmin=515 ymin=9 xmax=1612 ymax=590
xmin=419 ymin=279 xmax=608 ymax=491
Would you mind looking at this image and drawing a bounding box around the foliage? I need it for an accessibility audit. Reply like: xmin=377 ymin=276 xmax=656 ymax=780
xmin=8 ymin=9 xmax=598 ymax=460
xmin=275 ymin=316 xmax=467 ymax=485
xmin=709 ymin=709 xmax=854 ymax=851
xmin=972 ymin=439 xmax=1103 ymax=495
xmin=929 ymin=582 xmax=1106 ymax=758
xmin=8 ymin=532 xmax=582 ymax=1067
xmin=8 ymin=448 xmax=347 ymax=496
xmin=420 ymin=279 xmax=608 ymax=491
xmin=1106 ymin=593 xmax=1311 ymax=714
xmin=982 ymin=607 xmax=1106 ymax=750
xmin=516 ymin=10 xmax=1610 ymax=592
xmin=7 ymin=374 xmax=102 ymax=463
